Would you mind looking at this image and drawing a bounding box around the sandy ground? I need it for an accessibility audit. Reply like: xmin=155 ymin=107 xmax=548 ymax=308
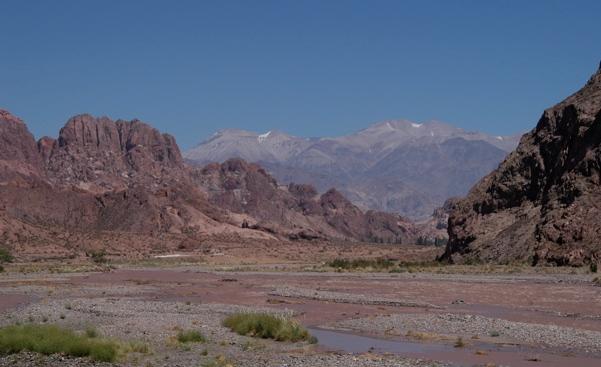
xmin=1 ymin=246 xmax=601 ymax=367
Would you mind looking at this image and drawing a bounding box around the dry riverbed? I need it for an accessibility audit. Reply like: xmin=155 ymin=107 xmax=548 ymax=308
xmin=1 ymin=258 xmax=601 ymax=367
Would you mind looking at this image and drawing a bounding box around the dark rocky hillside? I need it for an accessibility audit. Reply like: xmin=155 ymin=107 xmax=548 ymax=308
xmin=444 ymin=63 xmax=601 ymax=266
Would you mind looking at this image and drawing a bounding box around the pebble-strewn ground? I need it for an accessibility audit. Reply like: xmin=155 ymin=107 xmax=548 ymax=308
xmin=0 ymin=296 xmax=446 ymax=367
xmin=1 ymin=265 xmax=601 ymax=367
xmin=335 ymin=312 xmax=601 ymax=354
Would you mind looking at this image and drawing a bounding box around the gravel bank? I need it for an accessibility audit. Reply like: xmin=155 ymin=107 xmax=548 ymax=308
xmin=0 ymin=297 xmax=445 ymax=367
xmin=270 ymin=286 xmax=441 ymax=309
xmin=335 ymin=312 xmax=601 ymax=354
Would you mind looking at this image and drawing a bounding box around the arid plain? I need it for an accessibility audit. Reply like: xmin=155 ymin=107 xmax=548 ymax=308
xmin=2 ymin=243 xmax=601 ymax=367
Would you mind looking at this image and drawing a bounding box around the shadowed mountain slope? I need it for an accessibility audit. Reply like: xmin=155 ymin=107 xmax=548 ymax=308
xmin=444 ymin=63 xmax=601 ymax=266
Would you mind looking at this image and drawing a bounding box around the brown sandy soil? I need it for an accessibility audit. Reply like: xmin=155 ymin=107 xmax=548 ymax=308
xmin=1 ymin=244 xmax=600 ymax=366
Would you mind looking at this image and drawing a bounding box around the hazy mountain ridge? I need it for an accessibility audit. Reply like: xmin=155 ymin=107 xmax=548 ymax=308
xmin=185 ymin=120 xmax=521 ymax=219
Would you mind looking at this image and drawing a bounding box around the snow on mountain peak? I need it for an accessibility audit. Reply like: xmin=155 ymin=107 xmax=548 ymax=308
xmin=257 ymin=131 xmax=272 ymax=143
xmin=411 ymin=123 xmax=423 ymax=128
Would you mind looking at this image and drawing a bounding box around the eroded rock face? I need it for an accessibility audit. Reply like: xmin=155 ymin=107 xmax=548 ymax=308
xmin=0 ymin=112 xmax=421 ymax=258
xmin=46 ymin=114 xmax=184 ymax=193
xmin=0 ymin=112 xmax=237 ymax=258
xmin=444 ymin=65 xmax=601 ymax=265
xmin=0 ymin=110 xmax=44 ymax=183
xmin=192 ymin=158 xmax=417 ymax=243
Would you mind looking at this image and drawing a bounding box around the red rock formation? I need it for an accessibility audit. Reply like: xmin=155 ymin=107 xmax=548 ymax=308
xmin=0 ymin=112 xmax=421 ymax=259
xmin=192 ymin=159 xmax=417 ymax=243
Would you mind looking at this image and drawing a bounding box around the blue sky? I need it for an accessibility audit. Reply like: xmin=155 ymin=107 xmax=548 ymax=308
xmin=1 ymin=0 xmax=600 ymax=149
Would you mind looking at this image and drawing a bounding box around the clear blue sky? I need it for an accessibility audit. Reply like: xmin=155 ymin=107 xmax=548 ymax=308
xmin=1 ymin=0 xmax=600 ymax=149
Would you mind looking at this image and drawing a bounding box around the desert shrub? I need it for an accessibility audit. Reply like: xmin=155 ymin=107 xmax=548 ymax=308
xmin=85 ymin=326 xmax=98 ymax=338
xmin=327 ymin=258 xmax=394 ymax=270
xmin=223 ymin=313 xmax=316 ymax=343
xmin=89 ymin=250 xmax=107 ymax=264
xmin=176 ymin=330 xmax=206 ymax=344
xmin=0 ymin=248 xmax=13 ymax=263
xmin=126 ymin=341 xmax=150 ymax=354
xmin=0 ymin=265 xmax=3 ymax=273
xmin=0 ymin=324 xmax=118 ymax=362
xmin=454 ymin=337 xmax=465 ymax=348
xmin=590 ymin=262 xmax=598 ymax=273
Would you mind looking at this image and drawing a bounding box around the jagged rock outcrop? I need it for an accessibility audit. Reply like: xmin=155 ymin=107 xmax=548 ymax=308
xmin=444 ymin=64 xmax=601 ymax=266
xmin=0 ymin=111 xmax=422 ymax=258
xmin=45 ymin=114 xmax=184 ymax=193
xmin=192 ymin=158 xmax=417 ymax=243
xmin=0 ymin=112 xmax=259 ymax=259
xmin=0 ymin=110 xmax=44 ymax=183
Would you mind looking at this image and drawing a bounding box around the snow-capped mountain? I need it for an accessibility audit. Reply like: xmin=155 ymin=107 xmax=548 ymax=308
xmin=185 ymin=120 xmax=522 ymax=219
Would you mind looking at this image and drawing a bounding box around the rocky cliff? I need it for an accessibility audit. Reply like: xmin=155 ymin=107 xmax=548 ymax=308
xmin=444 ymin=64 xmax=601 ymax=266
xmin=0 ymin=111 xmax=421 ymax=258
xmin=192 ymin=159 xmax=417 ymax=243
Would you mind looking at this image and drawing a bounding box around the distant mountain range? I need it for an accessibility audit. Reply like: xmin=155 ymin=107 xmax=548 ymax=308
xmin=185 ymin=120 xmax=522 ymax=219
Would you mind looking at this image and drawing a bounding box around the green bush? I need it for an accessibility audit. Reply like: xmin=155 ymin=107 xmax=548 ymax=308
xmin=176 ymin=330 xmax=206 ymax=344
xmin=0 ymin=248 xmax=12 ymax=263
xmin=590 ymin=262 xmax=598 ymax=273
xmin=0 ymin=324 xmax=118 ymax=362
xmin=84 ymin=326 xmax=98 ymax=338
xmin=89 ymin=250 xmax=107 ymax=264
xmin=327 ymin=258 xmax=394 ymax=270
xmin=223 ymin=313 xmax=316 ymax=343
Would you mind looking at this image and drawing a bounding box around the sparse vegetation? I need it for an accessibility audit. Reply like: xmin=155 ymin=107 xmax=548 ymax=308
xmin=89 ymin=250 xmax=108 ymax=264
xmin=416 ymin=236 xmax=448 ymax=247
xmin=327 ymin=258 xmax=394 ymax=270
xmin=85 ymin=326 xmax=99 ymax=338
xmin=201 ymin=355 xmax=234 ymax=367
xmin=590 ymin=262 xmax=598 ymax=273
xmin=125 ymin=340 xmax=150 ymax=354
xmin=0 ymin=324 xmax=118 ymax=362
xmin=405 ymin=330 xmax=440 ymax=341
xmin=0 ymin=248 xmax=13 ymax=263
xmin=176 ymin=329 xmax=206 ymax=344
xmin=454 ymin=337 xmax=465 ymax=348
xmin=489 ymin=330 xmax=500 ymax=337
xmin=0 ymin=247 xmax=12 ymax=272
xmin=223 ymin=313 xmax=316 ymax=343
